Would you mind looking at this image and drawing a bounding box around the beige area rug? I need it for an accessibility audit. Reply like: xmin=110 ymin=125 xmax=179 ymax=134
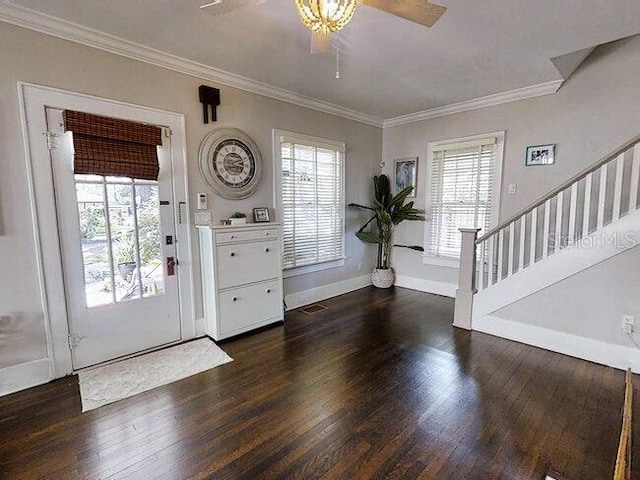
xmin=78 ymin=338 xmax=233 ymax=411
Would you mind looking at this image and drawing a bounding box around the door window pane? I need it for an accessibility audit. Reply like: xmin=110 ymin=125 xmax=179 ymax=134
xmin=75 ymin=176 xmax=165 ymax=307
xmin=76 ymin=183 xmax=112 ymax=307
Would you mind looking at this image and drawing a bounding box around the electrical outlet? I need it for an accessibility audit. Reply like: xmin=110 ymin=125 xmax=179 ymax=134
xmin=508 ymin=184 xmax=517 ymax=194
xmin=357 ymin=262 xmax=362 ymax=271
xmin=622 ymin=315 xmax=635 ymax=334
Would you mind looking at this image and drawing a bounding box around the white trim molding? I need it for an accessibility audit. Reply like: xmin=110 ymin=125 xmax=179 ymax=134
xmin=474 ymin=315 xmax=640 ymax=373
xmin=0 ymin=2 xmax=382 ymax=127
xmin=384 ymin=80 xmax=564 ymax=128
xmin=394 ymin=275 xmax=456 ymax=298
xmin=284 ymin=275 xmax=371 ymax=310
xmin=0 ymin=358 xmax=52 ymax=396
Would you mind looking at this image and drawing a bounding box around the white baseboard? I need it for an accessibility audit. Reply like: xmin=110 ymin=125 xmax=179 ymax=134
xmin=285 ymin=274 xmax=371 ymax=310
xmin=474 ymin=315 xmax=640 ymax=373
xmin=394 ymin=275 xmax=457 ymax=298
xmin=0 ymin=358 xmax=52 ymax=396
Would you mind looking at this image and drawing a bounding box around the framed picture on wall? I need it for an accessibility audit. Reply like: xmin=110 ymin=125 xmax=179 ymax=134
xmin=525 ymin=144 xmax=556 ymax=166
xmin=393 ymin=158 xmax=418 ymax=197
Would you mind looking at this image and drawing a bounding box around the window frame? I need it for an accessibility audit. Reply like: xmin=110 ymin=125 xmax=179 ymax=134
xmin=423 ymin=131 xmax=505 ymax=268
xmin=273 ymin=129 xmax=347 ymax=278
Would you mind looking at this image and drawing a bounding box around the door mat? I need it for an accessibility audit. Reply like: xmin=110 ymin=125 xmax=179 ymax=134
xmin=78 ymin=338 xmax=232 ymax=411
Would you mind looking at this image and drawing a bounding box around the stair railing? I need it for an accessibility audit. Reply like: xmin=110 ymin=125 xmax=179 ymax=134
xmin=454 ymin=135 xmax=640 ymax=329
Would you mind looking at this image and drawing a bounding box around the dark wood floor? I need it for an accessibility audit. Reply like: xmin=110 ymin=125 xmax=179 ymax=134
xmin=0 ymin=287 xmax=636 ymax=479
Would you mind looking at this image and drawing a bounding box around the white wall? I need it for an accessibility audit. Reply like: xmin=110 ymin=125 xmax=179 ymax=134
xmin=382 ymin=35 xmax=640 ymax=288
xmin=494 ymin=244 xmax=640 ymax=349
xmin=0 ymin=22 xmax=381 ymax=372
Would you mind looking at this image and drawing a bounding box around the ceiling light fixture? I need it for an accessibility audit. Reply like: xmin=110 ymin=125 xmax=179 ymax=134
xmin=295 ymin=0 xmax=357 ymax=34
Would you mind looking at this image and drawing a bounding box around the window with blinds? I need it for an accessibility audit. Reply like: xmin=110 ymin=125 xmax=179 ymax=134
xmin=426 ymin=135 xmax=503 ymax=260
xmin=276 ymin=132 xmax=345 ymax=271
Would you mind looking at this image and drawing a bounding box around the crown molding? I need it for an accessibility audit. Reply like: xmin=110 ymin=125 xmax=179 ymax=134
xmin=1 ymin=2 xmax=565 ymax=130
xmin=383 ymin=79 xmax=564 ymax=128
xmin=0 ymin=2 xmax=384 ymax=127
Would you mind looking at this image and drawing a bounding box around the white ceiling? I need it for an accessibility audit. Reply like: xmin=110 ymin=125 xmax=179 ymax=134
xmin=6 ymin=0 xmax=640 ymax=120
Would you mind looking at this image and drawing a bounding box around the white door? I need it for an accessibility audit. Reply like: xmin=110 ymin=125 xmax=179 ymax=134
xmin=46 ymin=108 xmax=181 ymax=369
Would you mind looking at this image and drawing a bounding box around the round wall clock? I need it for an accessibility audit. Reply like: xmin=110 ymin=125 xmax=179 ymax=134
xmin=198 ymin=128 xmax=263 ymax=200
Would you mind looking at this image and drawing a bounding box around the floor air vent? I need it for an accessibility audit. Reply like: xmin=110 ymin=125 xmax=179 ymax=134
xmin=299 ymin=304 xmax=329 ymax=315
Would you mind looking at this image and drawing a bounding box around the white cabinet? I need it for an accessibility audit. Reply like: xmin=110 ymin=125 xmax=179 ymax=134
xmin=198 ymin=224 xmax=284 ymax=340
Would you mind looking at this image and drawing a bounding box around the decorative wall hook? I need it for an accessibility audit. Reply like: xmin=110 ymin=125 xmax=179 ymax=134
xmin=199 ymin=85 xmax=220 ymax=123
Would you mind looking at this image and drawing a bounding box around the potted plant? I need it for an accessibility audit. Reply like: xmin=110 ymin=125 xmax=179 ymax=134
xmin=349 ymin=174 xmax=424 ymax=288
xmin=113 ymin=232 xmax=137 ymax=281
xmin=229 ymin=212 xmax=247 ymax=225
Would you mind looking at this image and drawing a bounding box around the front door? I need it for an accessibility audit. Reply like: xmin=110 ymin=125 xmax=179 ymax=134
xmin=47 ymin=108 xmax=181 ymax=369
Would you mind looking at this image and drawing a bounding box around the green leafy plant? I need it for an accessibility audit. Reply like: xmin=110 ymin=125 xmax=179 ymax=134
xmin=349 ymin=174 xmax=424 ymax=270
xmin=230 ymin=212 xmax=247 ymax=219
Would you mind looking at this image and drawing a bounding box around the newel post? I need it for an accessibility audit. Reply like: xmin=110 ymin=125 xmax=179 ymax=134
xmin=454 ymin=228 xmax=480 ymax=330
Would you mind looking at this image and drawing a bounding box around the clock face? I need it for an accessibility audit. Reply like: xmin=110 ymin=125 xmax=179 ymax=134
xmin=198 ymin=128 xmax=262 ymax=200
xmin=213 ymin=139 xmax=256 ymax=188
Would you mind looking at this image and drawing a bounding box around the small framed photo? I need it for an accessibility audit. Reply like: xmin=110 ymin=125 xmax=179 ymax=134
xmin=526 ymin=144 xmax=556 ymax=166
xmin=253 ymin=207 xmax=270 ymax=223
xmin=393 ymin=157 xmax=418 ymax=197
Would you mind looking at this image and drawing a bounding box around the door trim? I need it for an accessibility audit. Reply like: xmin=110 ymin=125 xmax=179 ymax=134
xmin=18 ymin=82 xmax=195 ymax=378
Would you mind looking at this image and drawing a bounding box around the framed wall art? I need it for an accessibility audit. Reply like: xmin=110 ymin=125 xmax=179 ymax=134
xmin=525 ymin=144 xmax=555 ymax=166
xmin=393 ymin=157 xmax=418 ymax=197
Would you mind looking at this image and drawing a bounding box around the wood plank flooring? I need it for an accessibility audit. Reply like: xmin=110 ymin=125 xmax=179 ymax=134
xmin=0 ymin=287 xmax=635 ymax=479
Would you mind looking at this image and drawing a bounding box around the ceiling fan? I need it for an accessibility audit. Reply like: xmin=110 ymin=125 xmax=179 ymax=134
xmin=199 ymin=0 xmax=446 ymax=54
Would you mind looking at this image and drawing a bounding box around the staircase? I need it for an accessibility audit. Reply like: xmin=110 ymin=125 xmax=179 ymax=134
xmin=454 ymin=135 xmax=640 ymax=370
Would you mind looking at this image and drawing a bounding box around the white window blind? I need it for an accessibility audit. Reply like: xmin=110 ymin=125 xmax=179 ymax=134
xmin=279 ymin=134 xmax=345 ymax=270
xmin=427 ymin=138 xmax=497 ymax=259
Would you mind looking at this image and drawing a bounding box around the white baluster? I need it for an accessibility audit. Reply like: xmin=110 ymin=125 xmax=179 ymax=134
xmin=478 ymin=240 xmax=487 ymax=291
xmin=497 ymin=229 xmax=504 ymax=282
xmin=568 ymin=183 xmax=578 ymax=245
xmin=543 ymin=199 xmax=551 ymax=258
xmin=518 ymin=215 xmax=526 ymax=272
xmin=530 ymin=207 xmax=538 ymax=265
xmin=613 ymin=153 xmax=624 ymax=222
xmin=555 ymin=191 xmax=563 ymax=253
xmin=508 ymin=222 xmax=515 ymax=276
xmin=597 ymin=163 xmax=608 ymax=230
xmin=488 ymin=234 xmax=495 ymax=286
xmin=630 ymin=145 xmax=640 ymax=213
xmin=583 ymin=172 xmax=593 ymax=238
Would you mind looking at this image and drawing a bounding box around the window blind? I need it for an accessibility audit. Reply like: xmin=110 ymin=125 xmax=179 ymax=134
xmin=63 ymin=110 xmax=162 ymax=180
xmin=280 ymin=138 xmax=345 ymax=270
xmin=428 ymin=141 xmax=496 ymax=259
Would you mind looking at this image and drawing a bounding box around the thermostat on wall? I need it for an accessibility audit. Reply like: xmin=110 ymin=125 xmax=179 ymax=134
xmin=197 ymin=193 xmax=208 ymax=210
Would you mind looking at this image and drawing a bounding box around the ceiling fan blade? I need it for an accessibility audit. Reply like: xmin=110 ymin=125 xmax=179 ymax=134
xmin=358 ymin=0 xmax=446 ymax=28
xmin=198 ymin=0 xmax=266 ymax=15
xmin=311 ymin=31 xmax=333 ymax=55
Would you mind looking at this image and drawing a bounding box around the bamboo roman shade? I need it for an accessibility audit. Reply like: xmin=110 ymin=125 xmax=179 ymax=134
xmin=63 ymin=110 xmax=162 ymax=180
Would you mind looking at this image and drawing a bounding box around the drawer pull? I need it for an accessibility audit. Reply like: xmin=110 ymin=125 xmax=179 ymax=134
xmin=230 ymin=235 xmax=235 ymax=239
xmin=266 ymin=288 xmax=271 ymax=293
xmin=232 ymin=297 xmax=238 ymax=302
xmin=265 ymin=232 xmax=270 ymax=236
xmin=265 ymin=247 xmax=270 ymax=252
xmin=230 ymin=252 xmax=236 ymax=257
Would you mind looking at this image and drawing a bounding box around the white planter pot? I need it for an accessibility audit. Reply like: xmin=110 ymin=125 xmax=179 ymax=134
xmin=371 ymin=267 xmax=395 ymax=288
xmin=229 ymin=218 xmax=247 ymax=225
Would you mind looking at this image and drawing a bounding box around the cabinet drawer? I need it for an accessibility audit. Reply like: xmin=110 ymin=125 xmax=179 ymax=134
xmin=216 ymin=240 xmax=280 ymax=289
xmin=218 ymin=280 xmax=281 ymax=336
xmin=216 ymin=228 xmax=279 ymax=245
